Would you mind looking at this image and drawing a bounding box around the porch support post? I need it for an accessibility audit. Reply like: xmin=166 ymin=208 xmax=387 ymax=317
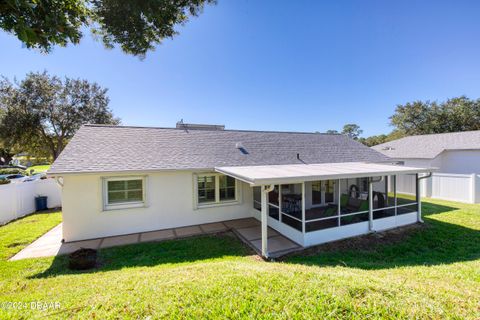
xmin=394 ymin=175 xmax=397 ymax=216
xmin=301 ymin=182 xmax=306 ymax=234
xmin=337 ymin=179 xmax=341 ymax=226
xmin=368 ymin=178 xmax=373 ymax=231
xmin=261 ymin=185 xmax=274 ymax=258
xmin=416 ymin=174 xmax=423 ymax=223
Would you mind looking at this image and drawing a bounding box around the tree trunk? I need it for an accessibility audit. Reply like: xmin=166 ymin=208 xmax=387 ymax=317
xmin=0 ymin=149 xmax=14 ymax=165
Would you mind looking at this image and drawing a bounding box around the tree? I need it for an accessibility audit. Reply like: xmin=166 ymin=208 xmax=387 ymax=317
xmin=390 ymin=96 xmax=480 ymax=135
xmin=0 ymin=71 xmax=120 ymax=160
xmin=341 ymin=123 xmax=363 ymax=140
xmin=0 ymin=0 xmax=215 ymax=57
xmin=325 ymin=129 xmax=339 ymax=134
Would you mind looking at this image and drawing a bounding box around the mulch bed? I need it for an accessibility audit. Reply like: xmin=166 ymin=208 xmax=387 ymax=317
xmin=280 ymin=223 xmax=427 ymax=260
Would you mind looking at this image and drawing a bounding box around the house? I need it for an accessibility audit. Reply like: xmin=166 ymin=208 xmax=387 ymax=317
xmin=373 ymin=131 xmax=480 ymax=203
xmin=49 ymin=123 xmax=433 ymax=258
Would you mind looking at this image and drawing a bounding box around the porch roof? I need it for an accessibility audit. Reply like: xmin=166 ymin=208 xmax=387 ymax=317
xmin=215 ymin=162 xmax=435 ymax=186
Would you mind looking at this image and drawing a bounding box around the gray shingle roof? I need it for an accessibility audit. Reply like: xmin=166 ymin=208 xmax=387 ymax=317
xmin=372 ymin=130 xmax=480 ymax=159
xmin=49 ymin=125 xmax=390 ymax=174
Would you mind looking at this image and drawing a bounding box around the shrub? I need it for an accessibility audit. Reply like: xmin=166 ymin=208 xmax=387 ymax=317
xmin=0 ymin=168 xmax=26 ymax=175
xmin=0 ymin=178 xmax=11 ymax=185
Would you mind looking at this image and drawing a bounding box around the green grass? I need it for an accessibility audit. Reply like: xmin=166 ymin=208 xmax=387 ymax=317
xmin=0 ymin=200 xmax=479 ymax=319
xmin=27 ymin=165 xmax=51 ymax=174
xmin=0 ymin=211 xmax=62 ymax=260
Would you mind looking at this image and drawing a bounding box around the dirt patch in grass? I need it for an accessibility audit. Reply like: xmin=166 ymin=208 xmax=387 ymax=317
xmin=282 ymin=223 xmax=427 ymax=260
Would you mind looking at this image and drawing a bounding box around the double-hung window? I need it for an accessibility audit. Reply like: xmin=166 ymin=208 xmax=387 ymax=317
xmin=195 ymin=173 xmax=238 ymax=208
xmin=103 ymin=176 xmax=146 ymax=210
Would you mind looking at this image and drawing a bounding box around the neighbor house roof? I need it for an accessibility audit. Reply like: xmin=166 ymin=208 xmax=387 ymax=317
xmin=49 ymin=124 xmax=390 ymax=175
xmin=372 ymin=130 xmax=480 ymax=159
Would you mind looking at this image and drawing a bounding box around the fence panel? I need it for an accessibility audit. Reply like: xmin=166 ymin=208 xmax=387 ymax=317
xmin=0 ymin=178 xmax=62 ymax=225
xmin=396 ymin=174 xmax=416 ymax=195
xmin=431 ymin=173 xmax=472 ymax=203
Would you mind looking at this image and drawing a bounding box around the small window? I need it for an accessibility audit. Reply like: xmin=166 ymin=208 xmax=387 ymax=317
xmin=103 ymin=177 xmax=146 ymax=210
xmin=219 ymin=175 xmax=236 ymax=201
xmin=198 ymin=175 xmax=216 ymax=203
xmin=311 ymin=181 xmax=322 ymax=205
xmin=195 ymin=173 xmax=238 ymax=208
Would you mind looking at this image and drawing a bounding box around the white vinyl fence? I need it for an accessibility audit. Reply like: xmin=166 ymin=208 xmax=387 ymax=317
xmin=0 ymin=178 xmax=62 ymax=225
xmin=396 ymin=173 xmax=479 ymax=204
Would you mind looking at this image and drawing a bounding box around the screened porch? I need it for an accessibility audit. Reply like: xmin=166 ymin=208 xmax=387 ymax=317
xmin=216 ymin=162 xmax=434 ymax=258
xmin=252 ymin=175 xmax=420 ymax=232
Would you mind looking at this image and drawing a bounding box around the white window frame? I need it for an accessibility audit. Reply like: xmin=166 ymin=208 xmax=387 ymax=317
xmin=193 ymin=173 xmax=240 ymax=209
xmin=102 ymin=176 xmax=147 ymax=211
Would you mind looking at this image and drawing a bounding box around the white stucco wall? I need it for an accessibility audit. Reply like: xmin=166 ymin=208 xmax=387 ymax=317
xmin=436 ymin=150 xmax=480 ymax=174
xmin=395 ymin=150 xmax=480 ymax=203
xmin=61 ymin=171 xmax=253 ymax=242
xmin=397 ymin=150 xmax=480 ymax=174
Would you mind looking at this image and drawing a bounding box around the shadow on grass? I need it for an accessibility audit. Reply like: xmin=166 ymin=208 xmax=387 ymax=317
xmin=285 ymin=200 xmax=480 ymax=269
xmin=30 ymin=233 xmax=252 ymax=279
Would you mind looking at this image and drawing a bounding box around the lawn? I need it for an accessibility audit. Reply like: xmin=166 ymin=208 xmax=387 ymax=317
xmin=27 ymin=165 xmax=51 ymax=174
xmin=0 ymin=199 xmax=479 ymax=319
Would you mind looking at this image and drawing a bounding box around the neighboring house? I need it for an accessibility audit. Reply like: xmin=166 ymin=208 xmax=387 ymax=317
xmin=373 ymin=130 xmax=480 ymax=203
xmin=49 ymin=123 xmax=432 ymax=258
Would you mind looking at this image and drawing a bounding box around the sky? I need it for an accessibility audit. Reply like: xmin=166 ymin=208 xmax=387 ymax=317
xmin=1 ymin=0 xmax=480 ymax=137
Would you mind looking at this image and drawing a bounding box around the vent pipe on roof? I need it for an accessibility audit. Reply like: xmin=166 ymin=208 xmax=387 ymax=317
xmin=236 ymin=142 xmax=248 ymax=154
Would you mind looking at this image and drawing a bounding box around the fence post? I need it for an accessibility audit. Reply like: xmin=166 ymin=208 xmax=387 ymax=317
xmin=471 ymin=173 xmax=477 ymax=204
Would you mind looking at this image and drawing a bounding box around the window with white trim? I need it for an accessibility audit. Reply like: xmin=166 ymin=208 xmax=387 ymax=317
xmin=103 ymin=176 xmax=146 ymax=210
xmin=195 ymin=173 xmax=238 ymax=208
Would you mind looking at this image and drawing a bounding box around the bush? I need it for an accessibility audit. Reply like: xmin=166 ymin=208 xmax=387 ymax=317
xmin=0 ymin=179 xmax=11 ymax=185
xmin=0 ymin=168 xmax=26 ymax=175
xmin=69 ymin=249 xmax=97 ymax=270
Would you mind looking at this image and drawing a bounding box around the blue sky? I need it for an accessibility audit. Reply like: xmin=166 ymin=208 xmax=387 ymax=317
xmin=1 ymin=0 xmax=480 ymax=136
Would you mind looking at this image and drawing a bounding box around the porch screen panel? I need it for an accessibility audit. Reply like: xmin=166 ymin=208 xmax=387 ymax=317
xmin=372 ymin=176 xmax=395 ymax=219
xmin=396 ymin=174 xmax=418 ymax=215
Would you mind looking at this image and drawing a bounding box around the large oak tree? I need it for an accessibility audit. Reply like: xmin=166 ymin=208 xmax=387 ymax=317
xmin=0 ymin=0 xmax=215 ymax=57
xmin=0 ymin=71 xmax=119 ymax=160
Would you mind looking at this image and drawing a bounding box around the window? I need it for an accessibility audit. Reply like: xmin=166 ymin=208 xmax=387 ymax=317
xmin=219 ymin=175 xmax=236 ymax=201
xmin=311 ymin=181 xmax=322 ymax=205
xmin=195 ymin=173 xmax=238 ymax=208
xmin=103 ymin=177 xmax=146 ymax=210
xmin=325 ymin=180 xmax=335 ymax=203
xmin=198 ymin=175 xmax=216 ymax=203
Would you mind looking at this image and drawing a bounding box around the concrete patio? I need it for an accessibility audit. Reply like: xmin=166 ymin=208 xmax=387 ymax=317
xmin=10 ymin=218 xmax=301 ymax=261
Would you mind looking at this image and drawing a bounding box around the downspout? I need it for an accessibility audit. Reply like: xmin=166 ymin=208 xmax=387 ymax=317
xmin=368 ymin=176 xmax=383 ymax=232
xmin=54 ymin=176 xmax=64 ymax=187
xmin=416 ymin=172 xmax=432 ymax=223
xmin=261 ymin=184 xmax=275 ymax=259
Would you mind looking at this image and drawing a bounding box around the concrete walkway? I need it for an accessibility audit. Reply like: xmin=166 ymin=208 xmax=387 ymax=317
xmin=10 ymin=218 xmax=301 ymax=261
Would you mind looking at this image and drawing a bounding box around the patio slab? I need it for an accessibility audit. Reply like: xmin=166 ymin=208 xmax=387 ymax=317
xmin=199 ymin=222 xmax=228 ymax=233
xmin=140 ymin=229 xmax=175 ymax=242
xmin=250 ymin=235 xmax=300 ymax=257
xmin=175 ymin=225 xmax=203 ymax=237
xmin=10 ymin=217 xmax=302 ymax=260
xmin=101 ymin=234 xmax=140 ymax=248
xmin=57 ymin=239 xmax=102 ymax=254
xmin=236 ymin=225 xmax=278 ymax=241
xmin=223 ymin=218 xmax=260 ymax=229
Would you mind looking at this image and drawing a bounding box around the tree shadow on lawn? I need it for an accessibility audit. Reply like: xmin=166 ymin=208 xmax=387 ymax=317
xmin=30 ymin=232 xmax=253 ymax=279
xmin=285 ymin=200 xmax=480 ymax=269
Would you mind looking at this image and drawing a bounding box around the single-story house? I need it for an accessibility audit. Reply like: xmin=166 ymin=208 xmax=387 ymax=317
xmin=49 ymin=123 xmax=433 ymax=258
xmin=373 ymin=130 xmax=480 ymax=203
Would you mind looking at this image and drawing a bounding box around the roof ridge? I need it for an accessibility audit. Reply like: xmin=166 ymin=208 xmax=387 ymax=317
xmin=375 ymin=129 xmax=480 ymax=147
xmin=82 ymin=124 xmax=342 ymax=135
xmin=400 ymin=130 xmax=480 ymax=139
